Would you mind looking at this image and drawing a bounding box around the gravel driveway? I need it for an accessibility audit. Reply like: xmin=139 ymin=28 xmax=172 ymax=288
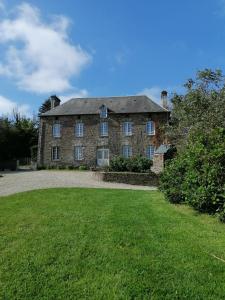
xmin=0 ymin=170 xmax=156 ymax=197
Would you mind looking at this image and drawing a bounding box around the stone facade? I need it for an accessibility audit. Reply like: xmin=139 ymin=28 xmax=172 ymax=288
xmin=37 ymin=112 xmax=168 ymax=168
xmin=151 ymin=153 xmax=165 ymax=174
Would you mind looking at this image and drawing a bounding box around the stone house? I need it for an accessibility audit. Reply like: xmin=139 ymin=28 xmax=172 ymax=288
xmin=37 ymin=93 xmax=170 ymax=169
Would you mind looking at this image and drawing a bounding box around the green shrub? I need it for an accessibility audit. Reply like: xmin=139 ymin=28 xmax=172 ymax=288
xmin=109 ymin=156 xmax=152 ymax=173
xmin=160 ymin=128 xmax=225 ymax=219
xmin=79 ymin=165 xmax=88 ymax=171
xmin=46 ymin=165 xmax=56 ymax=170
xmin=102 ymin=166 xmax=110 ymax=172
xmin=68 ymin=165 xmax=75 ymax=170
xmin=126 ymin=156 xmax=152 ymax=173
xmin=181 ymin=129 xmax=225 ymax=214
xmin=159 ymin=155 xmax=187 ymax=204
xmin=37 ymin=165 xmax=46 ymax=170
xmin=219 ymin=204 xmax=225 ymax=222
xmin=57 ymin=165 xmax=65 ymax=170
xmin=109 ymin=156 xmax=128 ymax=172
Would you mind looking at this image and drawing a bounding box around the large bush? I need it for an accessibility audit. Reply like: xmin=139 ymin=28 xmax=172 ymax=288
xmin=161 ymin=69 xmax=225 ymax=222
xmin=159 ymin=154 xmax=187 ymax=204
xmin=183 ymin=129 xmax=225 ymax=214
xmin=109 ymin=156 xmax=152 ymax=173
xmin=109 ymin=156 xmax=128 ymax=172
xmin=160 ymin=128 xmax=225 ymax=218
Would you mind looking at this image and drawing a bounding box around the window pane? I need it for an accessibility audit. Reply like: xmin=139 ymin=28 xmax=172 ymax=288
xmin=52 ymin=146 xmax=60 ymax=160
xmin=97 ymin=150 xmax=103 ymax=159
xmin=100 ymin=105 xmax=108 ymax=118
xmin=53 ymin=124 xmax=61 ymax=137
xmin=122 ymin=145 xmax=132 ymax=158
xmin=128 ymin=146 xmax=132 ymax=157
xmin=123 ymin=122 xmax=132 ymax=136
xmin=75 ymin=123 xmax=84 ymax=137
xmin=104 ymin=150 xmax=109 ymax=159
xmin=146 ymin=145 xmax=155 ymax=159
xmin=100 ymin=122 xmax=108 ymax=136
xmin=146 ymin=121 xmax=155 ymax=135
xmin=75 ymin=146 xmax=83 ymax=160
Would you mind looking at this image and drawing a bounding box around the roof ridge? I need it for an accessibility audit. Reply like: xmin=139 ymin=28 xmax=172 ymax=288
xmin=69 ymin=95 xmax=147 ymax=100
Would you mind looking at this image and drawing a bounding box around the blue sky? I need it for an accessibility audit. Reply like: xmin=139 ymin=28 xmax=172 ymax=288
xmin=0 ymin=0 xmax=225 ymax=116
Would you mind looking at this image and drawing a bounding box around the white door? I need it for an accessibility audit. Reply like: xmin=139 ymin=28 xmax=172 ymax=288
xmin=97 ymin=149 xmax=109 ymax=167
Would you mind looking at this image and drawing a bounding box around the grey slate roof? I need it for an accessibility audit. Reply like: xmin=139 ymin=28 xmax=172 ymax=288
xmin=41 ymin=95 xmax=168 ymax=117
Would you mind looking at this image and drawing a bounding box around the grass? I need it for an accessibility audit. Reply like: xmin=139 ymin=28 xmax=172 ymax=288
xmin=1 ymin=188 xmax=225 ymax=299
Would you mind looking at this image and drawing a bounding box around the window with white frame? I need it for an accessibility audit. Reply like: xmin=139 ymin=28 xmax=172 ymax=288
xmin=146 ymin=120 xmax=155 ymax=135
xmin=52 ymin=146 xmax=60 ymax=160
xmin=146 ymin=145 xmax=155 ymax=159
xmin=75 ymin=122 xmax=84 ymax=137
xmin=100 ymin=122 xmax=108 ymax=137
xmin=122 ymin=145 xmax=132 ymax=158
xmin=52 ymin=123 xmax=61 ymax=137
xmin=74 ymin=146 xmax=84 ymax=160
xmin=123 ymin=121 xmax=132 ymax=136
xmin=100 ymin=105 xmax=108 ymax=118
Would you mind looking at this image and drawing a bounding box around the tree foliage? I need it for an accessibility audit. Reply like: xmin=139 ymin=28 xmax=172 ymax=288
xmin=167 ymin=69 xmax=225 ymax=149
xmin=160 ymin=69 xmax=225 ymax=221
xmin=160 ymin=128 xmax=225 ymax=212
xmin=38 ymin=98 xmax=51 ymax=115
xmin=0 ymin=112 xmax=38 ymax=161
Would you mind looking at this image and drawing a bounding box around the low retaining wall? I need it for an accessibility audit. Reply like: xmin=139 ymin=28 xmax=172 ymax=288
xmin=94 ymin=171 xmax=159 ymax=186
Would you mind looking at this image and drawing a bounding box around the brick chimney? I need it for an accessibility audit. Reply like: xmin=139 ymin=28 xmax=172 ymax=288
xmin=50 ymin=95 xmax=61 ymax=110
xmin=161 ymin=90 xmax=168 ymax=109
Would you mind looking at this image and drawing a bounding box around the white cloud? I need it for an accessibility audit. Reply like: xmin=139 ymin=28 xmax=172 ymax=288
xmin=59 ymin=89 xmax=89 ymax=103
xmin=0 ymin=3 xmax=91 ymax=94
xmin=0 ymin=95 xmax=31 ymax=116
xmin=138 ymin=86 xmax=162 ymax=104
xmin=138 ymin=85 xmax=184 ymax=110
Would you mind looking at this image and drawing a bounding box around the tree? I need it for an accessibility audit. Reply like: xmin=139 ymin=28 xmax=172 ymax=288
xmin=166 ymin=69 xmax=225 ymax=150
xmin=38 ymin=95 xmax=60 ymax=115
xmin=160 ymin=69 xmax=225 ymax=222
xmin=0 ymin=113 xmax=38 ymax=161
xmin=38 ymin=98 xmax=51 ymax=115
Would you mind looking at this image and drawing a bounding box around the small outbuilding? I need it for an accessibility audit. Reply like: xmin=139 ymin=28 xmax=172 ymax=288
xmin=151 ymin=144 xmax=171 ymax=174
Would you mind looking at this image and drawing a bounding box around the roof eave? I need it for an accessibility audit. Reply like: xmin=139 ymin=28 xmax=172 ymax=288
xmin=40 ymin=110 xmax=169 ymax=117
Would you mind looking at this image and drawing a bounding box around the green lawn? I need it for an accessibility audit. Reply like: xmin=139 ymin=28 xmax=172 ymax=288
xmin=1 ymin=189 xmax=225 ymax=299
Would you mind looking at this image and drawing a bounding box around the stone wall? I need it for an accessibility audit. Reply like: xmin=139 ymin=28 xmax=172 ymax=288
xmin=38 ymin=112 xmax=168 ymax=168
xmin=94 ymin=171 xmax=159 ymax=186
xmin=151 ymin=153 xmax=165 ymax=174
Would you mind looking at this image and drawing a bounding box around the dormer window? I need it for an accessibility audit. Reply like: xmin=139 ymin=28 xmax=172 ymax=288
xmin=100 ymin=105 xmax=108 ymax=118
